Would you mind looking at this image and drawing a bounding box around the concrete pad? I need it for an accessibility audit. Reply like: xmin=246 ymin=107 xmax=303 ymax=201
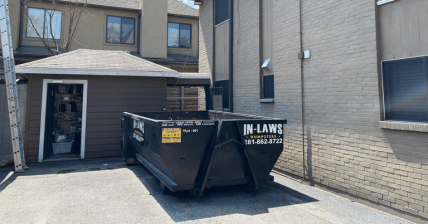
xmin=0 ymin=159 xmax=414 ymax=224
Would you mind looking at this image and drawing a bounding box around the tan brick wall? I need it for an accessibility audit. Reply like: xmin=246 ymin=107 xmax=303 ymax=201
xmin=198 ymin=0 xmax=428 ymax=219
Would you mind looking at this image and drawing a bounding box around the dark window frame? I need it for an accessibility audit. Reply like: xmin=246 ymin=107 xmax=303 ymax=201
xmin=26 ymin=7 xmax=63 ymax=40
xmin=382 ymin=56 xmax=428 ymax=122
xmin=167 ymin=22 xmax=192 ymax=49
xmin=262 ymin=74 xmax=275 ymax=99
xmin=105 ymin=15 xmax=136 ymax=45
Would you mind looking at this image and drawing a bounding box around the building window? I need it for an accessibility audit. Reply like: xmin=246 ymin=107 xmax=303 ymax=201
xmin=382 ymin=56 xmax=428 ymax=122
xmin=106 ymin=16 xmax=135 ymax=45
xmin=215 ymin=0 xmax=230 ymax=25
xmin=168 ymin=23 xmax=192 ymax=48
xmin=26 ymin=8 xmax=62 ymax=39
xmin=263 ymin=75 xmax=274 ymax=99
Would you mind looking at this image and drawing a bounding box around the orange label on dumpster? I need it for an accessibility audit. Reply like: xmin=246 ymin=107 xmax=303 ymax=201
xmin=162 ymin=128 xmax=182 ymax=143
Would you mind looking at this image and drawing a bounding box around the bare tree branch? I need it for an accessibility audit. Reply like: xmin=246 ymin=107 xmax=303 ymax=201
xmin=21 ymin=0 xmax=87 ymax=55
xmin=21 ymin=0 xmax=56 ymax=55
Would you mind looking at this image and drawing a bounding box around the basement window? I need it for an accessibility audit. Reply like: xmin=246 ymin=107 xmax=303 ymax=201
xmin=168 ymin=23 xmax=192 ymax=48
xmin=26 ymin=8 xmax=62 ymax=39
xmin=382 ymin=56 xmax=428 ymax=122
xmin=106 ymin=16 xmax=135 ymax=45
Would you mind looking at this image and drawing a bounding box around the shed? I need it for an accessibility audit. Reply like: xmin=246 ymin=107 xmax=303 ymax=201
xmin=15 ymin=49 xmax=188 ymax=162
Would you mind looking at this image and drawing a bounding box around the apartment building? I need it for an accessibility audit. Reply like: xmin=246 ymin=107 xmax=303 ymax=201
xmin=195 ymin=0 xmax=428 ymax=220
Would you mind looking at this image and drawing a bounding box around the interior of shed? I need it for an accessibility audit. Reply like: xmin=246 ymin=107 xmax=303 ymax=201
xmin=43 ymin=83 xmax=83 ymax=161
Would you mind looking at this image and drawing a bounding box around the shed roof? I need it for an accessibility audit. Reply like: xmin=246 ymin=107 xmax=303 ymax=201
xmin=15 ymin=49 xmax=180 ymax=77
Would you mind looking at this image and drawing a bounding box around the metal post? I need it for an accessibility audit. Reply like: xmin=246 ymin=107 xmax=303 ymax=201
xmin=0 ymin=0 xmax=27 ymax=172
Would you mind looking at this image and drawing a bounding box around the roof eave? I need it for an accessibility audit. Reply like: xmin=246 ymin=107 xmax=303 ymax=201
xmin=15 ymin=67 xmax=180 ymax=78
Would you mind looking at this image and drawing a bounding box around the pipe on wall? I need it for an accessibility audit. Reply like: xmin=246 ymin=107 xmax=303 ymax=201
xmin=228 ymin=0 xmax=233 ymax=112
xmin=19 ymin=0 xmax=25 ymax=47
xmin=299 ymin=0 xmax=307 ymax=182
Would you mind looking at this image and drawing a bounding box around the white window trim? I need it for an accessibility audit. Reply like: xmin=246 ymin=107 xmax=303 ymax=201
xmin=38 ymin=79 xmax=88 ymax=162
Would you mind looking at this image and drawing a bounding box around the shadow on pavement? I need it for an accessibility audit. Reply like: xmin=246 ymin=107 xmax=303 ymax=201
xmin=129 ymin=164 xmax=318 ymax=223
xmin=0 ymin=158 xmax=127 ymax=193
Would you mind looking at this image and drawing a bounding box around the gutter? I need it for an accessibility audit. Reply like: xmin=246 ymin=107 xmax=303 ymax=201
xmin=168 ymin=13 xmax=199 ymax=19
xmin=228 ymin=0 xmax=233 ymax=112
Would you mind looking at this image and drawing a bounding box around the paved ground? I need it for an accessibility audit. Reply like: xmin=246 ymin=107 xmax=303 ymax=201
xmin=0 ymin=159 xmax=415 ymax=224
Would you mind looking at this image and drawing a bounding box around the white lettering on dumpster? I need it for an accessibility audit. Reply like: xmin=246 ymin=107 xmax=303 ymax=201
xmin=244 ymin=124 xmax=253 ymax=136
xmin=244 ymin=123 xmax=283 ymax=136
xmin=243 ymin=123 xmax=284 ymax=145
xmin=133 ymin=120 xmax=144 ymax=142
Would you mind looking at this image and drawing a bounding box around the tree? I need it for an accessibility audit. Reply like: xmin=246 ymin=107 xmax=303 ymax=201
xmin=22 ymin=0 xmax=87 ymax=55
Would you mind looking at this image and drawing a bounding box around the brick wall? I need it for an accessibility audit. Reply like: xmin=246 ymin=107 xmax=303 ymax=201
xmin=200 ymin=0 xmax=428 ymax=219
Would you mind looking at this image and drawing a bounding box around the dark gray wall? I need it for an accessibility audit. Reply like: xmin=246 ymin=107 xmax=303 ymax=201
xmin=379 ymin=0 xmax=428 ymax=60
xmin=25 ymin=75 xmax=166 ymax=162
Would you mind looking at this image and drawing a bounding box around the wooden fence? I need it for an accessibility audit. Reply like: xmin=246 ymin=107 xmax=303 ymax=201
xmin=166 ymin=86 xmax=206 ymax=111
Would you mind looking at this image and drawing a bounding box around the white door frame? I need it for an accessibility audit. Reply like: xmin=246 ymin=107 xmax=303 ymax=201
xmin=38 ymin=79 xmax=88 ymax=162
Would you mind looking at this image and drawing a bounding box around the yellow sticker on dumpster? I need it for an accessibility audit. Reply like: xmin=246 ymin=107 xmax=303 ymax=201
xmin=162 ymin=128 xmax=182 ymax=143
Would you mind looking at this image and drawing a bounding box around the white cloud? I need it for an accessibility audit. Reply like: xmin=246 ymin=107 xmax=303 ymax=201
xmin=180 ymin=0 xmax=199 ymax=9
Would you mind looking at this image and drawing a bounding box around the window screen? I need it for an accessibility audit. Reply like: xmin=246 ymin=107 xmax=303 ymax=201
xmin=106 ymin=16 xmax=135 ymax=45
xmin=168 ymin=23 xmax=192 ymax=48
xmin=27 ymin=8 xmax=62 ymax=39
xmin=215 ymin=0 xmax=230 ymax=25
xmin=263 ymin=75 xmax=275 ymax=99
xmin=382 ymin=57 xmax=428 ymax=122
xmin=215 ymin=80 xmax=230 ymax=109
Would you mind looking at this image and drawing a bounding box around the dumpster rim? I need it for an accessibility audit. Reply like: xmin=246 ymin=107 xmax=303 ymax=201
xmin=123 ymin=111 xmax=287 ymax=124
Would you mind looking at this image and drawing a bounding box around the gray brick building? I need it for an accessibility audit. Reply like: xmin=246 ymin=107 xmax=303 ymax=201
xmin=195 ymin=0 xmax=428 ymax=220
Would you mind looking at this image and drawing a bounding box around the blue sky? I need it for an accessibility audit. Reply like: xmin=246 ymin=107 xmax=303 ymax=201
xmin=181 ymin=0 xmax=199 ymax=9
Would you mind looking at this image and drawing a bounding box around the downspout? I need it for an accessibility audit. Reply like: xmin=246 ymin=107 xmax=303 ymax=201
xmin=228 ymin=0 xmax=233 ymax=112
xmin=137 ymin=11 xmax=141 ymax=55
xmin=299 ymin=0 xmax=306 ymax=182
xmin=19 ymin=0 xmax=25 ymax=46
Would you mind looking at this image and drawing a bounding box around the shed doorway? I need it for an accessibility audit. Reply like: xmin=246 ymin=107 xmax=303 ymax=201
xmin=39 ymin=79 xmax=88 ymax=162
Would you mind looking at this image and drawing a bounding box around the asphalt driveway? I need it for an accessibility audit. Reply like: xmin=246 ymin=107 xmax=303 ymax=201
xmin=0 ymin=159 xmax=414 ymax=224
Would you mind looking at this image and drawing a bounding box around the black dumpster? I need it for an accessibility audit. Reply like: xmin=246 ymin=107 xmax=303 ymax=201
xmin=122 ymin=111 xmax=287 ymax=197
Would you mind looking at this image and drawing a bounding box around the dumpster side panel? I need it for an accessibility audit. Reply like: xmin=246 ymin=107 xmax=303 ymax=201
xmin=236 ymin=120 xmax=286 ymax=182
xmin=206 ymin=121 xmax=247 ymax=185
xmin=160 ymin=121 xmax=217 ymax=187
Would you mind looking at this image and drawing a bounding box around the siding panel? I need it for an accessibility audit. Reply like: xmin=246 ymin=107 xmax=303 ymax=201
xmin=215 ymin=20 xmax=230 ymax=81
xmin=0 ymin=84 xmax=27 ymax=166
xmin=380 ymin=0 xmax=428 ymax=60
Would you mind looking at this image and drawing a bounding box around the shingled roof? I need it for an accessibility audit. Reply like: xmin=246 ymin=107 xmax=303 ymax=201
xmin=59 ymin=0 xmax=198 ymax=17
xmin=15 ymin=49 xmax=180 ymax=77
xmin=167 ymin=0 xmax=199 ymax=17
